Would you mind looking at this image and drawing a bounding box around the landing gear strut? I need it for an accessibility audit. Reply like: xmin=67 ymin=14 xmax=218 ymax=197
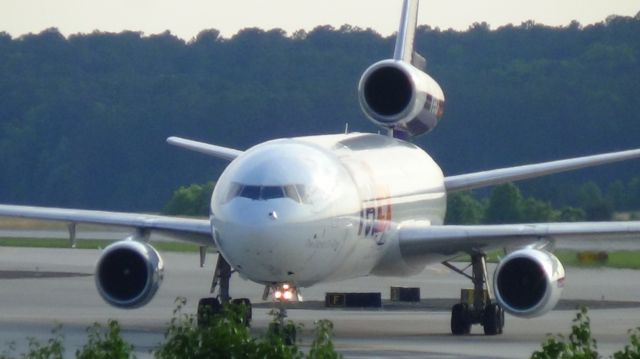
xmin=197 ymin=255 xmax=252 ymax=326
xmin=444 ymin=253 xmax=504 ymax=335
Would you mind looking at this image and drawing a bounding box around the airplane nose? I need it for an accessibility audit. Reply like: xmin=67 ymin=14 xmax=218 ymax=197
xmin=213 ymin=200 xmax=317 ymax=282
xmin=209 ymin=138 xmax=360 ymax=285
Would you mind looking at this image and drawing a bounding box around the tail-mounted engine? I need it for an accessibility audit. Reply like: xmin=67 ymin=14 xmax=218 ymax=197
xmin=95 ymin=238 xmax=164 ymax=309
xmin=493 ymin=249 xmax=565 ymax=318
xmin=358 ymin=59 xmax=445 ymax=138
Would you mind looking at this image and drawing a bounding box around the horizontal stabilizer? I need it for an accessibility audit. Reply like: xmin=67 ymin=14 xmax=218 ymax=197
xmin=167 ymin=137 xmax=243 ymax=161
xmin=445 ymin=147 xmax=640 ymax=192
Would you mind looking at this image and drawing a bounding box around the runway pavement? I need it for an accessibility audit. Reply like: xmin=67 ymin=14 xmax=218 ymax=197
xmin=0 ymin=246 xmax=639 ymax=358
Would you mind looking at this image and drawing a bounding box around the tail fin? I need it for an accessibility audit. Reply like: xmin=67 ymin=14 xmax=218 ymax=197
xmin=393 ymin=0 xmax=426 ymax=70
xmin=357 ymin=0 xmax=444 ymax=138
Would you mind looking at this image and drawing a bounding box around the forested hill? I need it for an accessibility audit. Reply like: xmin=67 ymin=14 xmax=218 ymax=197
xmin=1 ymin=15 xmax=639 ymax=211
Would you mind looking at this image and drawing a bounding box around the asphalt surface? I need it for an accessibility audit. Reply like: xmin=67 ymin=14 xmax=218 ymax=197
xmin=0 ymin=246 xmax=639 ymax=358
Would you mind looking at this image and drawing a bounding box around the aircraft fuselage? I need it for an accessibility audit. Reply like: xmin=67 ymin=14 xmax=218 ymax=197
xmin=210 ymin=132 xmax=446 ymax=287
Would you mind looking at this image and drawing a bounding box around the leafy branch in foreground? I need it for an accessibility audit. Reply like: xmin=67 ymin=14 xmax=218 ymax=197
xmin=155 ymin=297 xmax=341 ymax=359
xmin=0 ymin=324 xmax=65 ymax=359
xmin=75 ymin=320 xmax=136 ymax=359
xmin=531 ymin=307 xmax=640 ymax=359
xmin=0 ymin=297 xmax=341 ymax=358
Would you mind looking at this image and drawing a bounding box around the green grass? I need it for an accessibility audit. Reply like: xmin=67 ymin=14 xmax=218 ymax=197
xmin=0 ymin=237 xmax=205 ymax=253
xmin=554 ymin=250 xmax=640 ymax=270
xmin=456 ymin=250 xmax=640 ymax=270
xmin=2 ymin=238 xmax=640 ymax=269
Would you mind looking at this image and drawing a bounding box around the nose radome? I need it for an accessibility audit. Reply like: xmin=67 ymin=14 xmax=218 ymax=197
xmin=209 ymin=139 xmax=358 ymax=284
xmin=214 ymin=210 xmax=321 ymax=282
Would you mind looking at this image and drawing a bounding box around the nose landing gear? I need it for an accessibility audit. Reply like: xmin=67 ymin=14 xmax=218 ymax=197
xmin=264 ymin=283 xmax=301 ymax=345
xmin=197 ymin=255 xmax=252 ymax=327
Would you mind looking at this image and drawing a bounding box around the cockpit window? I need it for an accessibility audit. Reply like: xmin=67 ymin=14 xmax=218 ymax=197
xmin=225 ymin=182 xmax=311 ymax=203
xmin=283 ymin=185 xmax=302 ymax=203
xmin=261 ymin=186 xmax=284 ymax=200
xmin=239 ymin=185 xmax=260 ymax=200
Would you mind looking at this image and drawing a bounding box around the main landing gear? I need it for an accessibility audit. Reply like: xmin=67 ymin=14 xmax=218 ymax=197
xmin=197 ymin=255 xmax=252 ymax=326
xmin=443 ymin=253 xmax=505 ymax=335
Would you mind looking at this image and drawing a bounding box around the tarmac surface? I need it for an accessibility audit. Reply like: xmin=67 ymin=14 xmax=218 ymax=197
xmin=0 ymin=246 xmax=639 ymax=358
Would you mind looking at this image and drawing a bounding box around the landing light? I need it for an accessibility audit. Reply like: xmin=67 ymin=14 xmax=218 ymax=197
xmin=272 ymin=283 xmax=300 ymax=302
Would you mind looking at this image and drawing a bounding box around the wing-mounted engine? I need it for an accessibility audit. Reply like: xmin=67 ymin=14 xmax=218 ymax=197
xmin=493 ymin=249 xmax=565 ymax=318
xmin=358 ymin=60 xmax=444 ymax=138
xmin=95 ymin=238 xmax=164 ymax=309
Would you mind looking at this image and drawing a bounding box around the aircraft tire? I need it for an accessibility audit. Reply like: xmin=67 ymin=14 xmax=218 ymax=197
xmin=197 ymin=297 xmax=222 ymax=327
xmin=231 ymin=298 xmax=252 ymax=326
xmin=483 ymin=303 xmax=504 ymax=335
xmin=451 ymin=303 xmax=471 ymax=335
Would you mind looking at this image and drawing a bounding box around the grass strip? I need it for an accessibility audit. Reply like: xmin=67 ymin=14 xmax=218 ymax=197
xmin=453 ymin=250 xmax=640 ymax=270
xmin=0 ymin=238 xmax=205 ymax=253
xmin=2 ymin=238 xmax=640 ymax=269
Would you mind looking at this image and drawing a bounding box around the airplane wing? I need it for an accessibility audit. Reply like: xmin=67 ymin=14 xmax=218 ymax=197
xmin=167 ymin=136 xmax=243 ymax=161
xmin=444 ymin=148 xmax=640 ymax=193
xmin=0 ymin=204 xmax=213 ymax=246
xmin=398 ymin=221 xmax=640 ymax=259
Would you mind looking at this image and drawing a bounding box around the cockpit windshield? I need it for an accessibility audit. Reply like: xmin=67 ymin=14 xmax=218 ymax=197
xmin=226 ymin=183 xmax=311 ymax=204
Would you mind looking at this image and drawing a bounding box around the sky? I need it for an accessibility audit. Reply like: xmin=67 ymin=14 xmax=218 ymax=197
xmin=2 ymin=0 xmax=639 ymax=40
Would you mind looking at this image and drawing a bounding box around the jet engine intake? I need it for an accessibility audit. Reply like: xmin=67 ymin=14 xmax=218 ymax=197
xmin=493 ymin=249 xmax=565 ymax=318
xmin=95 ymin=238 xmax=164 ymax=309
xmin=358 ymin=59 xmax=444 ymax=137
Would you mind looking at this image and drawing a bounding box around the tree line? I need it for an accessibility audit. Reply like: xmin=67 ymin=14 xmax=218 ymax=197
xmin=0 ymin=13 xmax=639 ymax=211
xmin=164 ymin=178 xmax=640 ymax=224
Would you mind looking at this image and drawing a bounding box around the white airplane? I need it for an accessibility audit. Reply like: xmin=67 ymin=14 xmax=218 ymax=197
xmin=2 ymin=0 xmax=640 ymax=336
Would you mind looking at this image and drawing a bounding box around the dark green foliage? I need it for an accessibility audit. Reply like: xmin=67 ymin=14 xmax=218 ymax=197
xmin=0 ymin=18 xmax=639 ymax=211
xmin=484 ymin=183 xmax=565 ymax=224
xmin=558 ymin=207 xmax=587 ymax=222
xmin=531 ymin=307 xmax=598 ymax=359
xmin=578 ymin=182 xmax=614 ymax=221
xmin=612 ymin=328 xmax=640 ymax=359
xmin=75 ymin=321 xmax=135 ymax=359
xmin=0 ymin=298 xmax=341 ymax=358
xmin=163 ymin=182 xmax=214 ymax=216
xmin=450 ymin=183 xmax=600 ymax=224
xmin=445 ymin=191 xmax=484 ymax=224
xmin=532 ymin=307 xmax=640 ymax=359
xmin=0 ymin=325 xmax=65 ymax=359
xmin=308 ymin=320 xmax=341 ymax=359
xmin=485 ymin=183 xmax=524 ymax=224
xmin=154 ymin=298 xmax=259 ymax=358
xmin=155 ymin=298 xmax=341 ymax=359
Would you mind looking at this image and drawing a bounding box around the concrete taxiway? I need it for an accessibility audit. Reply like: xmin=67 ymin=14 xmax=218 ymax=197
xmin=0 ymin=246 xmax=639 ymax=358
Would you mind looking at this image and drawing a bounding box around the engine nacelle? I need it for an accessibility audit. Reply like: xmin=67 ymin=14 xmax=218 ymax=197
xmin=493 ymin=249 xmax=565 ymax=318
xmin=358 ymin=59 xmax=445 ymax=137
xmin=95 ymin=238 xmax=164 ymax=309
